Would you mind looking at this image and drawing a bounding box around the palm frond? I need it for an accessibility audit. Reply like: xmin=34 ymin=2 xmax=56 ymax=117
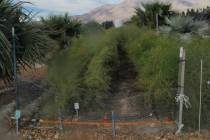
xmin=134 ymin=2 xmax=174 ymax=28
xmin=41 ymin=13 xmax=81 ymax=49
xmin=0 ymin=30 xmax=12 ymax=81
xmin=0 ymin=0 xmax=51 ymax=81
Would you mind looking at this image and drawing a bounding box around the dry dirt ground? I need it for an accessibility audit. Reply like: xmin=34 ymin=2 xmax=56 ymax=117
xmin=108 ymin=46 xmax=151 ymax=116
xmin=59 ymin=128 xmax=210 ymax=140
xmin=0 ymin=66 xmax=47 ymax=140
xmin=18 ymin=125 xmax=210 ymax=140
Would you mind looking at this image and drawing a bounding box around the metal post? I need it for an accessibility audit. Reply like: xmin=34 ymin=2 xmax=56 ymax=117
xmin=156 ymin=13 xmax=159 ymax=32
xmin=12 ymin=27 xmax=20 ymax=135
xmin=76 ymin=109 xmax=79 ymax=119
xmin=111 ymin=111 xmax=116 ymax=137
xmin=58 ymin=108 xmax=64 ymax=132
xmin=199 ymin=59 xmax=203 ymax=133
xmin=177 ymin=47 xmax=186 ymax=134
xmin=63 ymin=31 xmax=67 ymax=48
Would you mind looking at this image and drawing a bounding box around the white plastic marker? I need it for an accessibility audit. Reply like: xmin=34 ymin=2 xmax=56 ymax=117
xmin=74 ymin=103 xmax=79 ymax=119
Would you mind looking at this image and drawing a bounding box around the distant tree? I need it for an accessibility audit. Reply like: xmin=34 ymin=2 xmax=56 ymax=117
xmin=101 ymin=21 xmax=114 ymax=29
xmin=82 ymin=21 xmax=103 ymax=34
xmin=202 ymin=7 xmax=210 ymax=22
xmin=181 ymin=11 xmax=186 ymax=16
xmin=41 ymin=13 xmax=81 ymax=49
xmin=132 ymin=2 xmax=175 ymax=28
xmin=185 ymin=7 xmax=210 ymax=23
xmin=0 ymin=0 xmax=50 ymax=81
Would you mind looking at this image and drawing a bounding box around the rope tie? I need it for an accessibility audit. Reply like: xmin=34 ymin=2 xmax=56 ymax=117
xmin=175 ymin=94 xmax=191 ymax=109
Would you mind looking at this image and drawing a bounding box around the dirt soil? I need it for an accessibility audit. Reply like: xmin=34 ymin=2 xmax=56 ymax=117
xmin=109 ymin=46 xmax=150 ymax=116
xmin=60 ymin=133 xmax=210 ymax=140
xmin=0 ymin=65 xmax=47 ymax=140
xmin=18 ymin=125 xmax=210 ymax=140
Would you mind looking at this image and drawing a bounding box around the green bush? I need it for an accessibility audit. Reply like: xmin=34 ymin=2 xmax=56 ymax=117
xmin=84 ymin=37 xmax=118 ymax=106
xmin=122 ymin=26 xmax=179 ymax=116
xmin=122 ymin=25 xmax=210 ymax=129
xmin=46 ymin=29 xmax=120 ymax=113
xmin=183 ymin=37 xmax=210 ymax=129
xmin=46 ymin=24 xmax=210 ymax=129
xmin=47 ymin=44 xmax=92 ymax=109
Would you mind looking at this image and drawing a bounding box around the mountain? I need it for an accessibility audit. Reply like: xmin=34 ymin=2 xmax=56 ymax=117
xmin=77 ymin=0 xmax=140 ymax=23
xmin=78 ymin=0 xmax=210 ymax=23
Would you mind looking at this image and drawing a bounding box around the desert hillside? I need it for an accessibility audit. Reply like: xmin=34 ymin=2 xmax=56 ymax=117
xmin=78 ymin=0 xmax=210 ymax=23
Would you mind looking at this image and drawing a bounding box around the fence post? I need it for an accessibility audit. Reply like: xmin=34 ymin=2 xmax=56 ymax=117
xmin=112 ymin=111 xmax=116 ymax=137
xmin=199 ymin=59 xmax=203 ymax=133
xmin=156 ymin=13 xmax=159 ymax=32
xmin=176 ymin=47 xmax=186 ymax=134
xmin=58 ymin=108 xmax=64 ymax=132
xmin=12 ymin=27 xmax=21 ymax=135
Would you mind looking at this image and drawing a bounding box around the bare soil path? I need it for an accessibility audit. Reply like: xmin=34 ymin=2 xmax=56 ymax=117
xmin=109 ymin=46 xmax=151 ymax=116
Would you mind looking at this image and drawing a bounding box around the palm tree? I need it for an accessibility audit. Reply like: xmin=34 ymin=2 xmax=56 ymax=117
xmin=0 ymin=0 xmax=50 ymax=81
xmin=41 ymin=13 xmax=81 ymax=49
xmin=133 ymin=2 xmax=174 ymax=28
xmin=160 ymin=16 xmax=209 ymax=35
xmin=82 ymin=21 xmax=103 ymax=34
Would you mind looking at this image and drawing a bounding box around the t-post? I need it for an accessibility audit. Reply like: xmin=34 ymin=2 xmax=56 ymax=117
xmin=199 ymin=59 xmax=203 ymax=133
xmin=12 ymin=27 xmax=20 ymax=135
xmin=176 ymin=47 xmax=186 ymax=134
xmin=112 ymin=111 xmax=116 ymax=137
xmin=156 ymin=13 xmax=159 ymax=32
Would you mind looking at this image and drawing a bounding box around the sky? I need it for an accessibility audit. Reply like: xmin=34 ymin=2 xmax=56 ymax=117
xmin=19 ymin=0 xmax=210 ymax=18
xmin=22 ymin=0 xmax=124 ymax=16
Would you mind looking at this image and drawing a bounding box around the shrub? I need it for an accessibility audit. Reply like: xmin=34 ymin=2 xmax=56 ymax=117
xmin=183 ymin=37 xmax=210 ymax=129
xmin=46 ymin=24 xmax=210 ymax=130
xmin=84 ymin=30 xmax=120 ymax=109
xmin=46 ymin=29 xmax=120 ymax=114
xmin=123 ymin=25 xmax=210 ymax=129
xmin=122 ymin=26 xmax=179 ymax=116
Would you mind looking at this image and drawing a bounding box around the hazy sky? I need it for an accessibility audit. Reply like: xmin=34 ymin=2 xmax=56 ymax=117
xmin=23 ymin=0 xmax=124 ymax=16
xmin=20 ymin=0 xmax=210 ymax=17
